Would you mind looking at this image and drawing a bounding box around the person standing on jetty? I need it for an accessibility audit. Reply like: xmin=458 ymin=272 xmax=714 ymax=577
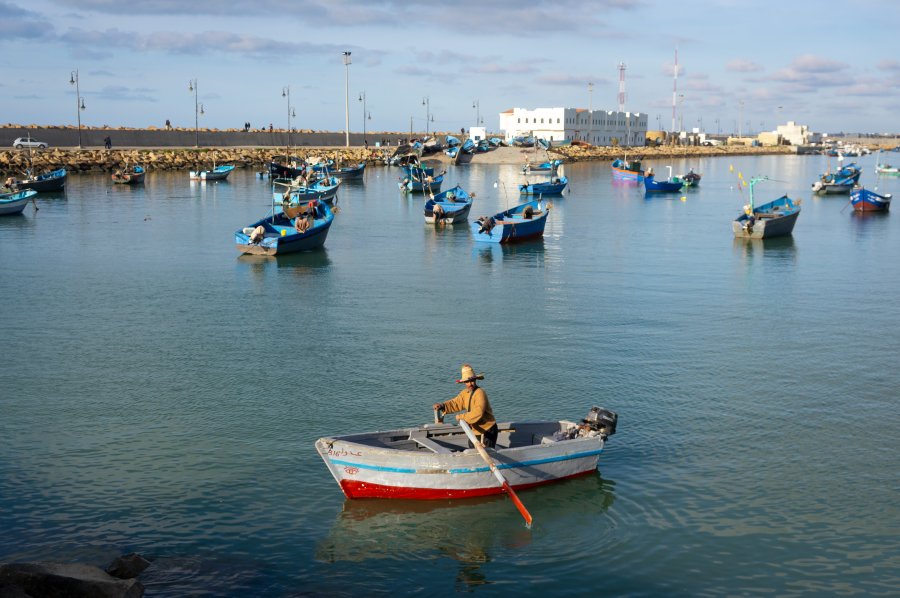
xmin=433 ymin=364 xmax=498 ymax=448
xmin=104 ymin=136 xmax=112 ymax=149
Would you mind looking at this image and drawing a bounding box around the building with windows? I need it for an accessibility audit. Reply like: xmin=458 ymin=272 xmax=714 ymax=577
xmin=499 ymin=107 xmax=648 ymax=146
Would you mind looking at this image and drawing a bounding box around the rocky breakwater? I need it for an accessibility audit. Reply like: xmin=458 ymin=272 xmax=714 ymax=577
xmin=548 ymin=143 xmax=795 ymax=163
xmin=0 ymin=147 xmax=384 ymax=176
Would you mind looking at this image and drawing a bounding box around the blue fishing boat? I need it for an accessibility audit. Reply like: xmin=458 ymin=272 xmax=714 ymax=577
xmin=519 ymin=176 xmax=568 ymax=195
xmin=400 ymin=172 xmax=444 ymax=194
xmin=235 ymin=200 xmax=334 ymax=256
xmin=444 ymin=146 xmax=459 ymax=159
xmin=812 ymin=162 xmax=861 ymax=193
xmin=850 ymin=187 xmax=891 ymax=212
xmin=268 ymin=156 xmax=306 ymax=178
xmin=190 ymin=164 xmax=235 ymax=181
xmin=733 ymin=176 xmax=801 ymax=239
xmin=836 ymin=162 xmax=862 ymax=183
xmin=330 ymin=162 xmax=366 ymax=180
xmin=311 ymin=159 xmax=336 ymax=173
xmin=0 ymin=189 xmax=37 ymax=215
xmin=424 ymin=185 xmax=474 ymax=224
xmin=681 ymin=169 xmax=702 ymax=187
xmin=611 ymin=159 xmax=644 ymax=182
xmin=522 ymin=159 xmax=562 ymax=174
xmin=471 ymin=199 xmax=551 ymax=243
xmin=643 ymin=167 xmax=684 ymax=193
xmin=401 ymin=163 xmax=435 ymax=177
xmin=276 ymin=175 xmax=341 ymax=204
xmin=445 ymin=135 xmax=461 ymax=148
xmin=14 ymin=168 xmax=66 ymax=192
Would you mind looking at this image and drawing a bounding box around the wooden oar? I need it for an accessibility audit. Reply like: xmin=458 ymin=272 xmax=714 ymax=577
xmin=458 ymin=420 xmax=533 ymax=528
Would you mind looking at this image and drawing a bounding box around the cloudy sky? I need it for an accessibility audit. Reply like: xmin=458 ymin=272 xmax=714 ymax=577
xmin=3 ymin=0 xmax=899 ymax=135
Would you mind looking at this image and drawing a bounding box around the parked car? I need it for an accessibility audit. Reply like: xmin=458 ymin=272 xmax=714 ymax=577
xmin=13 ymin=137 xmax=48 ymax=149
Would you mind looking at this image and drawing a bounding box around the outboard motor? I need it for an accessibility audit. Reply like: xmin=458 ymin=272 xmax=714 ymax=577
xmin=583 ymin=406 xmax=617 ymax=438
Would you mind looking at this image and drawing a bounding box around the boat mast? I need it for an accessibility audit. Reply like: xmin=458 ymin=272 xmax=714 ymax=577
xmin=747 ymin=176 xmax=768 ymax=211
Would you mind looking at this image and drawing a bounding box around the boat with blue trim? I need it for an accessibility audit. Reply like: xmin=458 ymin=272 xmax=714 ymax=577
xmin=0 ymin=189 xmax=37 ymax=215
xmin=611 ymin=158 xmax=644 ymax=182
xmin=14 ymin=168 xmax=67 ymax=192
xmin=471 ymin=199 xmax=551 ymax=243
xmin=733 ymin=176 xmax=801 ymax=239
xmin=315 ymin=406 xmax=617 ymax=500
xmin=190 ymin=164 xmax=235 ymax=181
xmin=850 ymin=187 xmax=891 ymax=212
xmin=424 ymin=185 xmax=473 ymax=224
xmin=235 ymin=199 xmax=334 ymax=255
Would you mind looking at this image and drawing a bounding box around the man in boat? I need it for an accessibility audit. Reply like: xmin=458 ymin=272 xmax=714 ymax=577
xmin=432 ymin=364 xmax=498 ymax=448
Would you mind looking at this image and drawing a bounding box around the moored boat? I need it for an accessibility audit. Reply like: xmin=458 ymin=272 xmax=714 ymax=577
xmin=875 ymin=163 xmax=900 ymax=176
xmin=14 ymin=168 xmax=67 ymax=192
xmin=850 ymin=187 xmax=891 ymax=212
xmin=111 ymin=165 xmax=145 ymax=185
xmin=315 ymin=406 xmax=617 ymax=500
xmin=190 ymin=164 xmax=235 ymax=181
xmin=611 ymin=158 xmax=644 ymax=182
xmin=522 ymin=159 xmax=562 ymax=174
xmin=681 ymin=169 xmax=702 ymax=187
xmin=519 ymin=176 xmax=568 ymax=195
xmin=0 ymin=189 xmax=37 ymax=215
xmin=733 ymin=176 xmax=801 ymax=239
xmin=235 ymin=200 xmax=334 ymax=255
xmin=330 ymin=162 xmax=366 ymax=180
xmin=643 ymin=167 xmax=684 ymax=193
xmin=472 ymin=199 xmax=551 ymax=243
xmin=400 ymin=171 xmax=444 ymax=194
xmin=424 ymin=185 xmax=473 ymax=224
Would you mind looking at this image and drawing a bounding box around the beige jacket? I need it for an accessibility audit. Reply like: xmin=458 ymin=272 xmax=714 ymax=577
xmin=440 ymin=386 xmax=496 ymax=435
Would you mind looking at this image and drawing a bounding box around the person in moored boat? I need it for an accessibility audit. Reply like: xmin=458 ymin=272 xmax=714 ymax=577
xmin=432 ymin=364 xmax=498 ymax=448
xmin=3 ymin=176 xmax=16 ymax=192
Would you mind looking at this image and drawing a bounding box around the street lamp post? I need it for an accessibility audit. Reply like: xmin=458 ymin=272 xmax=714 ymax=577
xmin=343 ymin=51 xmax=351 ymax=147
xmin=715 ymin=118 xmax=720 ymax=134
xmin=69 ymin=70 xmax=85 ymax=149
xmin=588 ymin=82 xmax=594 ymax=143
xmin=739 ymin=100 xmax=744 ymax=139
xmin=422 ymin=96 xmax=430 ymax=136
xmin=359 ymin=91 xmax=367 ymax=144
xmin=473 ymin=99 xmax=481 ymax=126
xmin=188 ymin=79 xmax=204 ymax=148
xmin=282 ymin=86 xmax=293 ymax=148
xmin=678 ymin=93 xmax=685 ymax=134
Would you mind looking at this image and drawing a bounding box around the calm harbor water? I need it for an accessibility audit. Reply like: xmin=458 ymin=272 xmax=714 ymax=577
xmin=2 ymin=153 xmax=899 ymax=596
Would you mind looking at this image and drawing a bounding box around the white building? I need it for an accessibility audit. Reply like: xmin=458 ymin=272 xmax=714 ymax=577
xmin=499 ymin=107 xmax=648 ymax=146
xmin=775 ymin=121 xmax=822 ymax=146
xmin=468 ymin=126 xmax=487 ymax=141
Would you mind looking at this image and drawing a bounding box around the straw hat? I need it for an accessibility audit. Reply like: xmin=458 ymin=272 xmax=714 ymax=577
xmin=456 ymin=364 xmax=485 ymax=383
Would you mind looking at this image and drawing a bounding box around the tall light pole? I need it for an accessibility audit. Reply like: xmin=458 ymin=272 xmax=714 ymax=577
xmin=69 ymin=70 xmax=85 ymax=149
xmin=472 ymin=99 xmax=481 ymax=126
xmin=739 ymin=99 xmax=744 ymax=139
xmin=422 ymin=96 xmax=430 ymax=136
xmin=282 ymin=86 xmax=293 ymax=148
xmin=715 ymin=118 xmax=720 ymax=134
xmin=343 ymin=51 xmax=351 ymax=147
xmin=189 ymin=79 xmax=204 ymax=148
xmin=587 ymin=82 xmax=594 ymax=143
xmin=359 ymin=91 xmax=367 ymax=144
xmin=678 ymin=93 xmax=685 ymax=133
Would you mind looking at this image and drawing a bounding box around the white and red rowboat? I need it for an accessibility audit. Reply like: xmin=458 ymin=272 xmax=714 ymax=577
xmin=315 ymin=407 xmax=617 ymax=500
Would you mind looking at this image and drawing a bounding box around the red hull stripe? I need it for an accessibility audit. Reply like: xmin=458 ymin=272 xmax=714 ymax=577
xmin=339 ymin=469 xmax=595 ymax=500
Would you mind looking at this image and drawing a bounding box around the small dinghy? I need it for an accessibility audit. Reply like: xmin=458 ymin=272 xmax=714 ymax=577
xmin=316 ymin=406 xmax=617 ymax=501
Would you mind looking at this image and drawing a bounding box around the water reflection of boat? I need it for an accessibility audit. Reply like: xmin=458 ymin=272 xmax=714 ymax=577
xmin=315 ymin=473 xmax=616 ymax=590
xmin=236 ymin=248 xmax=332 ymax=270
xmin=732 ymin=235 xmax=797 ymax=261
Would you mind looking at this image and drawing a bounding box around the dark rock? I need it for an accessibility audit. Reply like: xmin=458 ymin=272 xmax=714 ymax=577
xmin=105 ymin=554 xmax=151 ymax=580
xmin=0 ymin=562 xmax=143 ymax=598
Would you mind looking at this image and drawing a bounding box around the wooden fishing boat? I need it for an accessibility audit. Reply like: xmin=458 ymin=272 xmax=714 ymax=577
xmin=471 ymin=199 xmax=551 ymax=243
xmin=811 ymin=178 xmax=853 ymax=194
xmin=850 ymin=187 xmax=892 ymax=212
xmin=235 ymin=200 xmax=334 ymax=255
xmin=111 ymin=165 xmax=145 ymax=185
xmin=733 ymin=176 xmax=801 ymax=239
xmin=643 ymin=167 xmax=684 ymax=193
xmin=611 ymin=159 xmax=644 ymax=182
xmin=875 ymin=163 xmax=900 ymax=176
xmin=330 ymin=162 xmax=366 ymax=180
xmin=275 ymin=175 xmax=341 ymax=204
xmin=315 ymin=406 xmax=617 ymax=500
xmin=0 ymin=189 xmax=37 ymax=215
xmin=681 ymin=170 xmax=702 ymax=187
xmin=268 ymin=156 xmax=306 ymax=178
xmin=400 ymin=172 xmax=444 ymax=194
xmin=521 ymin=159 xmax=562 ymax=174
xmin=14 ymin=168 xmax=66 ymax=192
xmin=424 ymin=185 xmax=473 ymax=224
xmin=190 ymin=164 xmax=235 ymax=181
xmin=519 ymin=176 xmax=568 ymax=195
